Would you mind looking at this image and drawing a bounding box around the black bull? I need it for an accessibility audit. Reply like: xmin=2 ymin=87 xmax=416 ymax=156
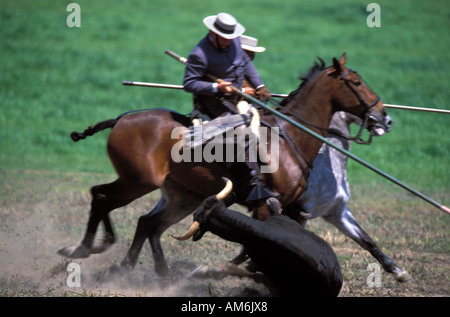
xmin=176 ymin=189 xmax=343 ymax=297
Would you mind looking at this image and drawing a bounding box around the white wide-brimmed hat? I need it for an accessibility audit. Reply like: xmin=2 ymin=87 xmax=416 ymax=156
xmin=203 ymin=13 xmax=245 ymax=39
xmin=240 ymin=35 xmax=266 ymax=53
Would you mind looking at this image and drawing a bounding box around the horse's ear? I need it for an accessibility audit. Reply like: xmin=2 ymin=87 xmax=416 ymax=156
xmin=333 ymin=53 xmax=347 ymax=73
xmin=332 ymin=57 xmax=341 ymax=73
xmin=339 ymin=52 xmax=347 ymax=65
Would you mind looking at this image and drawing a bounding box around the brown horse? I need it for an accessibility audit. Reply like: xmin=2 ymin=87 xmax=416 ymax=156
xmin=58 ymin=54 xmax=389 ymax=275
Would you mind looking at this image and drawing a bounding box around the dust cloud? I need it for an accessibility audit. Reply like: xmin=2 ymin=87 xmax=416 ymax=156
xmin=0 ymin=199 xmax=266 ymax=297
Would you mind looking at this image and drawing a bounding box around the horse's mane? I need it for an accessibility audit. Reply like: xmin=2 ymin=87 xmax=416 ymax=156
xmin=280 ymin=57 xmax=328 ymax=107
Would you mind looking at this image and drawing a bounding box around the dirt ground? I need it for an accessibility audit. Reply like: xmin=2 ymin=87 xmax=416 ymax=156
xmin=0 ymin=170 xmax=448 ymax=297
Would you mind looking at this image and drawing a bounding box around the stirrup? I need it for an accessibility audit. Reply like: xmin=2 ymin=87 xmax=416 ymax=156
xmin=266 ymin=197 xmax=282 ymax=215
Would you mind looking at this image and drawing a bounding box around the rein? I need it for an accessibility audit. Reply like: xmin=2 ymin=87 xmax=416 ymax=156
xmin=338 ymin=69 xmax=381 ymax=145
xmin=276 ymin=106 xmax=374 ymax=145
xmin=273 ymin=116 xmax=313 ymax=172
xmin=340 ymin=69 xmax=380 ymax=109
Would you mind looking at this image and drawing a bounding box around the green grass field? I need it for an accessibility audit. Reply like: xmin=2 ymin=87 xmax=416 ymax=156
xmin=1 ymin=0 xmax=448 ymax=192
xmin=0 ymin=0 xmax=448 ymax=297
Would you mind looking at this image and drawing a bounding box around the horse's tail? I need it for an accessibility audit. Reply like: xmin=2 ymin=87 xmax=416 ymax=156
xmin=70 ymin=117 xmax=119 ymax=142
xmin=70 ymin=108 xmax=156 ymax=142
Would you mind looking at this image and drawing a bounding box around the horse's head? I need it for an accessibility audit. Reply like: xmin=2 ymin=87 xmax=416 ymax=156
xmin=329 ymin=53 xmax=391 ymax=143
xmin=334 ymin=111 xmax=393 ymax=145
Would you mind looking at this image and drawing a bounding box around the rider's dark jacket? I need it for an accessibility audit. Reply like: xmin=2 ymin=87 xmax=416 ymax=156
xmin=183 ymin=34 xmax=264 ymax=118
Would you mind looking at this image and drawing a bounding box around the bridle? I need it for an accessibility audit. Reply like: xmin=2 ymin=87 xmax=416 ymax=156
xmin=339 ymin=69 xmax=383 ymax=145
xmin=274 ymin=67 xmax=385 ymax=145
xmin=340 ymin=69 xmax=380 ymax=109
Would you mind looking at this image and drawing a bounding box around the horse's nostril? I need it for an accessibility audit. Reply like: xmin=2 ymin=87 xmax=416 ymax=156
xmin=385 ymin=115 xmax=393 ymax=127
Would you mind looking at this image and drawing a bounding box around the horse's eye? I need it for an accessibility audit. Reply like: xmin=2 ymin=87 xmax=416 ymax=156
xmin=353 ymin=81 xmax=362 ymax=86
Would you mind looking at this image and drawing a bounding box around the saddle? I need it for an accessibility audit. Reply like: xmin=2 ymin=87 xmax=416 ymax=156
xmin=183 ymin=112 xmax=253 ymax=151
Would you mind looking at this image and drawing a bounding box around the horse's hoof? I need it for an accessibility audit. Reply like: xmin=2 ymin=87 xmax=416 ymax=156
xmin=90 ymin=233 xmax=115 ymax=254
xmin=188 ymin=265 xmax=210 ymax=279
xmin=155 ymin=264 xmax=170 ymax=277
xmin=394 ymin=270 xmax=413 ymax=283
xmin=90 ymin=240 xmax=113 ymax=254
xmin=109 ymin=264 xmax=128 ymax=275
xmin=57 ymin=244 xmax=90 ymax=258
xmin=57 ymin=244 xmax=76 ymax=257
xmin=188 ymin=265 xmax=227 ymax=280
xmin=189 ymin=263 xmax=252 ymax=280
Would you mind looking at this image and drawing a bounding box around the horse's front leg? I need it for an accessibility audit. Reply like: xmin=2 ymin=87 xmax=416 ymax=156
xmin=323 ymin=206 xmax=412 ymax=282
xmin=121 ymin=196 xmax=167 ymax=270
xmin=141 ymin=182 xmax=204 ymax=276
xmin=90 ymin=214 xmax=116 ymax=253
xmin=57 ymin=215 xmax=105 ymax=258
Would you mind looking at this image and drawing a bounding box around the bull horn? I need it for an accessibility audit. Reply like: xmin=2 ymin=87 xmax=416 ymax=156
xmin=216 ymin=177 xmax=233 ymax=200
xmin=171 ymin=221 xmax=200 ymax=241
xmin=172 ymin=179 xmax=233 ymax=241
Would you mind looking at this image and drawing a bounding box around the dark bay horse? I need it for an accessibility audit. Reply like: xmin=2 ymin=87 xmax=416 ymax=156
xmin=58 ymin=54 xmax=390 ymax=276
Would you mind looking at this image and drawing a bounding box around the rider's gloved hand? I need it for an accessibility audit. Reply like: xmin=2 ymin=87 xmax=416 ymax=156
xmin=256 ymin=86 xmax=271 ymax=102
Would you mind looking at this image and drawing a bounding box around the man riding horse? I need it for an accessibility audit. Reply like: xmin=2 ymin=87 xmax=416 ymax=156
xmin=183 ymin=12 xmax=273 ymax=202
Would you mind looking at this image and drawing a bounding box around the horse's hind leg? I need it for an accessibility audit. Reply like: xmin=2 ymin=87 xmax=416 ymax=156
xmin=147 ymin=196 xmax=204 ymax=275
xmin=323 ymin=206 xmax=412 ymax=282
xmin=121 ymin=195 xmax=167 ymax=270
xmin=58 ymin=178 xmax=155 ymax=258
xmin=123 ymin=197 xmax=201 ymax=276
xmin=122 ymin=180 xmax=204 ymax=276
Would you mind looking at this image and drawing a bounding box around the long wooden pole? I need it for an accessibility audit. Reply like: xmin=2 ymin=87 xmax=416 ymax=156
xmin=240 ymin=91 xmax=450 ymax=215
xmin=383 ymin=104 xmax=450 ymax=114
xmin=123 ymin=81 xmax=184 ymax=90
xmin=123 ymin=80 xmax=450 ymax=114
xmin=271 ymin=94 xmax=450 ymax=114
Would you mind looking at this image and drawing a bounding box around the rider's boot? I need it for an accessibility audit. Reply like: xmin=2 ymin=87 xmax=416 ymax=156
xmin=245 ymin=162 xmax=279 ymax=202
